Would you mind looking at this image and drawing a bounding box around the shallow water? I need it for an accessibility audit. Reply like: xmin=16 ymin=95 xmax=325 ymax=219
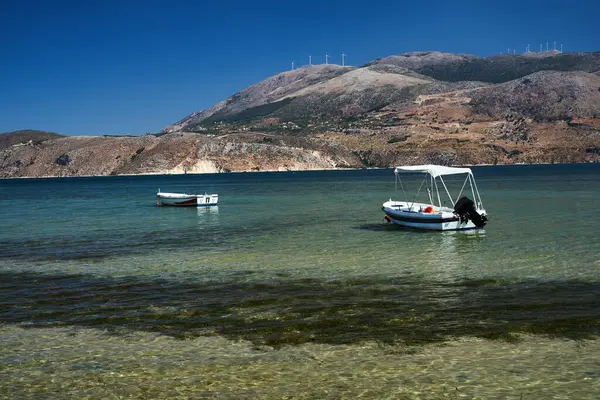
xmin=1 ymin=164 xmax=599 ymax=398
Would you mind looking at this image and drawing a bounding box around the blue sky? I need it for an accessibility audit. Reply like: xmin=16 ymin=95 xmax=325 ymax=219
xmin=1 ymin=0 xmax=598 ymax=136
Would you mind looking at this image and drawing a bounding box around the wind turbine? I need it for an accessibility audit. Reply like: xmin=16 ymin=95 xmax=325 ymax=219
xmin=342 ymin=53 xmax=347 ymax=67
xmin=309 ymin=55 xmax=312 ymax=66
xmin=325 ymin=54 xmax=329 ymax=65
xmin=560 ymin=44 xmax=563 ymax=53
xmin=292 ymin=61 xmax=295 ymax=71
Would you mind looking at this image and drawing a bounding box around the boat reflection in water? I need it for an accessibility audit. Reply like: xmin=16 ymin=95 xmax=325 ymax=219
xmin=420 ymin=229 xmax=487 ymax=280
xmin=197 ymin=206 xmax=219 ymax=216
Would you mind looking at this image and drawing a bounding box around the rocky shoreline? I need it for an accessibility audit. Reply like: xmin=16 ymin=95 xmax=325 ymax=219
xmin=1 ymin=127 xmax=598 ymax=179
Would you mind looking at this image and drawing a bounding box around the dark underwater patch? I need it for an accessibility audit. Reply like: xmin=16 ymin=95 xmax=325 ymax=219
xmin=1 ymin=272 xmax=599 ymax=347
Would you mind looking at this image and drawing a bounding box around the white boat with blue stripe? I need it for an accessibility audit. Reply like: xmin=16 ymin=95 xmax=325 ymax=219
xmin=382 ymin=165 xmax=487 ymax=231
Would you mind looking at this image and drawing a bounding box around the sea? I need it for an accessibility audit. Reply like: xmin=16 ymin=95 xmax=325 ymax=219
xmin=1 ymin=163 xmax=599 ymax=399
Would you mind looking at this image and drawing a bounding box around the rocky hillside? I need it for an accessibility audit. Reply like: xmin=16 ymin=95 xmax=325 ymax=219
xmin=164 ymin=65 xmax=350 ymax=132
xmin=168 ymin=51 xmax=600 ymax=130
xmin=467 ymin=71 xmax=600 ymax=120
xmin=370 ymin=51 xmax=600 ymax=83
xmin=164 ymin=64 xmax=436 ymax=132
xmin=0 ymin=132 xmax=360 ymax=178
xmin=2 ymin=51 xmax=599 ymax=178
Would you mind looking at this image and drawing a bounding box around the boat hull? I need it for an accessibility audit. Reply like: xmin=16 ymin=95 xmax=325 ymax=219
xmin=382 ymin=201 xmax=484 ymax=231
xmin=157 ymin=193 xmax=218 ymax=207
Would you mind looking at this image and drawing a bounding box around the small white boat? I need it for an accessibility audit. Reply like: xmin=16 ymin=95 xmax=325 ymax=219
xmin=382 ymin=165 xmax=487 ymax=231
xmin=156 ymin=189 xmax=218 ymax=207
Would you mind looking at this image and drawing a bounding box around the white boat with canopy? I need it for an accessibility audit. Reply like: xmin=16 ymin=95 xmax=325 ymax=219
xmin=382 ymin=165 xmax=487 ymax=231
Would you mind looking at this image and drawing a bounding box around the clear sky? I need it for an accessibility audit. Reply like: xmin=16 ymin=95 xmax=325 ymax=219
xmin=1 ymin=0 xmax=598 ymax=136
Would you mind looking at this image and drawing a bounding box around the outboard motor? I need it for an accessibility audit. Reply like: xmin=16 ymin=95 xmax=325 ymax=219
xmin=454 ymin=196 xmax=487 ymax=228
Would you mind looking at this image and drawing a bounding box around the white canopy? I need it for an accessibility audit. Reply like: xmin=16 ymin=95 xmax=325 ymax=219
xmin=394 ymin=164 xmax=472 ymax=178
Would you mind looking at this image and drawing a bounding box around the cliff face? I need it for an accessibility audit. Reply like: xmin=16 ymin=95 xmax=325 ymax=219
xmin=2 ymin=51 xmax=600 ymax=179
xmin=0 ymin=132 xmax=360 ymax=178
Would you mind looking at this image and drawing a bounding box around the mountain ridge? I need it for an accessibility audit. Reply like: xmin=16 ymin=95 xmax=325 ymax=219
xmin=2 ymin=50 xmax=599 ymax=178
xmin=167 ymin=51 xmax=600 ymax=130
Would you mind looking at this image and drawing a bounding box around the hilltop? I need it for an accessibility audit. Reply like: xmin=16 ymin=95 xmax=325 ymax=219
xmin=165 ymin=51 xmax=600 ymax=131
xmin=0 ymin=130 xmax=65 ymax=151
xmin=2 ymin=51 xmax=600 ymax=178
xmin=369 ymin=51 xmax=600 ymax=83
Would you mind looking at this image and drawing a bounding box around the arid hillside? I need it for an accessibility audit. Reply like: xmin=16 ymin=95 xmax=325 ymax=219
xmin=2 ymin=51 xmax=599 ymax=178
xmin=0 ymin=132 xmax=361 ymax=178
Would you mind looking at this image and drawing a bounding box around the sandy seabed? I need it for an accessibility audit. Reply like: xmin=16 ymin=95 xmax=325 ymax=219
xmin=1 ymin=326 xmax=598 ymax=399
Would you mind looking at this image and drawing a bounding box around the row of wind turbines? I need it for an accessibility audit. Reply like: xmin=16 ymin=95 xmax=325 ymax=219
xmin=292 ymin=41 xmax=567 ymax=70
xmin=503 ymin=41 xmax=563 ymax=55
xmin=291 ymin=53 xmax=348 ymax=71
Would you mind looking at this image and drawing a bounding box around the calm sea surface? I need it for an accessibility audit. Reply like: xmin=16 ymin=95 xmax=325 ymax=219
xmin=1 ymin=164 xmax=599 ymax=399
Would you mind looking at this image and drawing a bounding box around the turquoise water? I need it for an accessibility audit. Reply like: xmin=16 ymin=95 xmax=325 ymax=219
xmin=1 ymin=164 xmax=599 ymax=398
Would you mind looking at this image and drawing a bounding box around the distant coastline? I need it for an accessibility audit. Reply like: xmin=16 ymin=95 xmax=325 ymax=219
xmin=3 ymin=161 xmax=599 ymax=181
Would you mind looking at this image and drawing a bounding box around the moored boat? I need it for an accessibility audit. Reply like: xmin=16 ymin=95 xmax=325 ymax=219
xmin=382 ymin=165 xmax=487 ymax=231
xmin=156 ymin=190 xmax=218 ymax=207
